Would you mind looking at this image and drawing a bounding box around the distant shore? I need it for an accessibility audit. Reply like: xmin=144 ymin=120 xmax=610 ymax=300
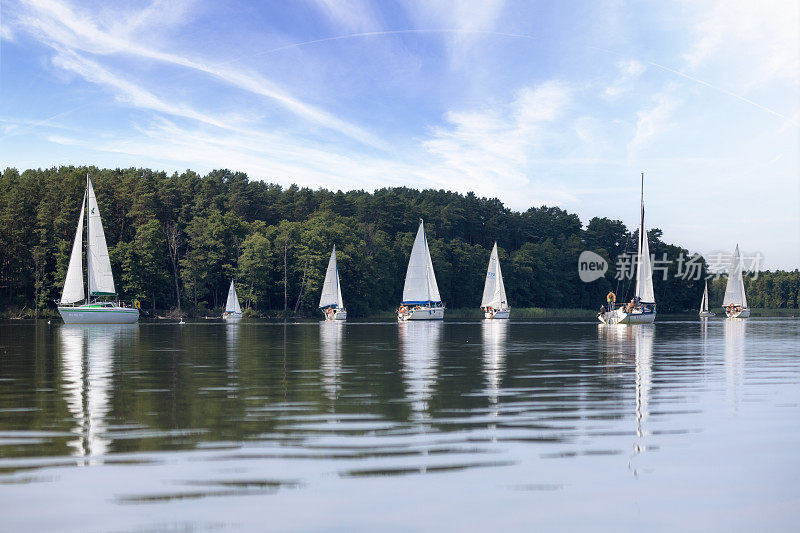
xmin=3 ymin=307 xmax=797 ymax=320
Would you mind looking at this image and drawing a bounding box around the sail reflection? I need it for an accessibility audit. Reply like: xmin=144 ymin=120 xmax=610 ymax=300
xmin=598 ymin=324 xmax=654 ymax=474
xmin=225 ymin=322 xmax=240 ymax=398
xmin=398 ymin=321 xmax=442 ymax=420
xmin=319 ymin=321 xmax=345 ymax=403
xmin=724 ymin=318 xmax=747 ymax=407
xmin=481 ymin=320 xmax=508 ymax=410
xmin=59 ymin=325 xmax=137 ymax=464
xmin=634 ymin=326 xmax=654 ymax=438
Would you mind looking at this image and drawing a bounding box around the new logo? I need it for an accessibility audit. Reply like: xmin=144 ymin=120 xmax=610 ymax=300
xmin=578 ymin=251 xmax=608 ymax=282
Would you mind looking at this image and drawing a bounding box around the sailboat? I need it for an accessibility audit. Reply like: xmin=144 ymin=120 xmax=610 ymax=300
xmin=397 ymin=220 xmax=444 ymax=321
xmin=223 ymin=280 xmax=243 ymax=320
xmin=723 ymin=244 xmax=750 ymax=318
xmin=58 ymin=175 xmax=139 ymax=324
xmin=481 ymin=242 xmax=510 ymax=319
xmin=598 ymin=174 xmax=656 ymax=325
xmin=699 ymin=280 xmax=715 ymax=317
xmin=319 ymin=246 xmax=347 ymax=321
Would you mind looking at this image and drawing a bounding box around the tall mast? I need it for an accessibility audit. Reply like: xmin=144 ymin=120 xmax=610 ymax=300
xmin=85 ymin=172 xmax=90 ymax=303
xmin=421 ymin=219 xmax=430 ymax=304
xmin=639 ymin=172 xmax=644 ymax=254
xmin=333 ymin=245 xmax=338 ymax=305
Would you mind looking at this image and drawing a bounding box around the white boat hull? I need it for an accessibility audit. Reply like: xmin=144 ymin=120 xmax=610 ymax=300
xmin=598 ymin=307 xmax=656 ymax=325
xmin=59 ymin=306 xmax=139 ymax=324
xmin=484 ymin=309 xmax=510 ymax=319
xmin=223 ymin=312 xmax=242 ymax=321
xmin=699 ymin=312 xmax=716 ymax=318
xmin=398 ymin=306 xmax=444 ymax=321
xmin=726 ymin=308 xmax=750 ymax=319
xmin=324 ymin=309 xmax=347 ymax=321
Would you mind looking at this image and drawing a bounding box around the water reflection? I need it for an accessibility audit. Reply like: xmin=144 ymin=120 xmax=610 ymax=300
xmin=597 ymin=323 xmax=630 ymax=363
xmin=634 ymin=326 xmax=654 ymax=439
xmin=3 ymin=318 xmax=799 ymax=531
xmin=225 ymin=323 xmax=240 ymax=399
xmin=319 ymin=321 xmax=345 ymax=403
xmin=724 ymin=318 xmax=747 ymax=407
xmin=59 ymin=325 xmax=137 ymax=464
xmin=481 ymin=320 xmax=508 ymax=411
xmin=597 ymin=324 xmax=654 ymax=475
xmin=398 ymin=321 xmax=442 ymax=420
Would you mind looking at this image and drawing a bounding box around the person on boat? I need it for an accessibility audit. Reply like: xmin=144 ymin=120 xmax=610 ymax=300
xmin=606 ymin=292 xmax=616 ymax=311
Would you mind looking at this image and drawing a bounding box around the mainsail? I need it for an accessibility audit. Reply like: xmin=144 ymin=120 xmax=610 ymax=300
xmin=723 ymin=245 xmax=748 ymax=307
xmin=61 ymin=192 xmax=87 ymax=304
xmin=481 ymin=242 xmax=508 ymax=309
xmin=225 ymin=280 xmax=242 ymax=314
xmin=700 ymin=281 xmax=709 ymax=313
xmin=86 ymin=178 xmax=115 ymax=296
xmin=402 ymin=220 xmax=441 ymax=304
xmin=319 ymin=246 xmax=343 ymax=309
xmin=634 ymin=177 xmax=655 ymax=304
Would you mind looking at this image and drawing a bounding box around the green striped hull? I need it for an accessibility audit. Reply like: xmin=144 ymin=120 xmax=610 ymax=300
xmin=58 ymin=306 xmax=139 ymax=324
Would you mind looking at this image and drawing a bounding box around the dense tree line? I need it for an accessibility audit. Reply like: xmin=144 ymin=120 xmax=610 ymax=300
xmin=1 ymin=166 xmax=796 ymax=317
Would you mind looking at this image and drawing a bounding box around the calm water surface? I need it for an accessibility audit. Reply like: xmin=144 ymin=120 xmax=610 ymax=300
xmin=1 ymin=318 xmax=799 ymax=531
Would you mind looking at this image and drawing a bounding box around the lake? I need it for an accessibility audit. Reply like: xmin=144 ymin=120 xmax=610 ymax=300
xmin=1 ymin=318 xmax=799 ymax=531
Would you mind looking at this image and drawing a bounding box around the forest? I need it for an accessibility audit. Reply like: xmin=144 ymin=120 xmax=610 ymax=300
xmin=1 ymin=166 xmax=798 ymax=318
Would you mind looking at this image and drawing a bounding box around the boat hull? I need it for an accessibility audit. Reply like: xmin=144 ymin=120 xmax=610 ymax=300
xmin=699 ymin=312 xmax=716 ymax=318
xmin=223 ymin=312 xmax=242 ymax=321
xmin=726 ymin=308 xmax=750 ymax=319
xmin=484 ymin=309 xmax=510 ymax=319
xmin=398 ymin=306 xmax=444 ymax=321
xmin=324 ymin=309 xmax=347 ymax=321
xmin=58 ymin=306 xmax=139 ymax=324
xmin=598 ymin=307 xmax=656 ymax=325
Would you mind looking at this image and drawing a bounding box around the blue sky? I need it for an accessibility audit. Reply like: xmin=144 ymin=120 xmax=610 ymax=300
xmin=1 ymin=0 xmax=798 ymax=268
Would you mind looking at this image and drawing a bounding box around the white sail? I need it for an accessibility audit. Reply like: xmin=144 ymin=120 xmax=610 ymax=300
xmin=319 ymin=247 xmax=342 ymax=308
xmin=336 ymin=271 xmax=344 ymax=308
xmin=634 ymin=190 xmax=655 ymax=304
xmin=86 ymin=178 xmax=115 ymax=296
xmin=61 ymin=193 xmax=86 ymax=304
xmin=700 ymin=281 xmax=709 ymax=312
xmin=481 ymin=243 xmax=508 ymax=309
xmin=402 ymin=220 xmax=441 ymax=304
xmin=723 ymin=245 xmax=747 ymax=307
xmin=226 ymin=280 xmax=242 ymax=314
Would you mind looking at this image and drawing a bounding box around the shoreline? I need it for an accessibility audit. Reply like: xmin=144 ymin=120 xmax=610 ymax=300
xmin=3 ymin=307 xmax=797 ymax=321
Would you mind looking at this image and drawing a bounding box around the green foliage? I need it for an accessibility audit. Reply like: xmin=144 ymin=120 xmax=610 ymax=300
xmin=0 ymin=165 xmax=795 ymax=317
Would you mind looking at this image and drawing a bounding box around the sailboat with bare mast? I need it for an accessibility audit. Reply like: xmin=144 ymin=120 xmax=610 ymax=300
xmin=58 ymin=174 xmax=139 ymax=324
xmin=598 ymin=173 xmax=656 ymax=325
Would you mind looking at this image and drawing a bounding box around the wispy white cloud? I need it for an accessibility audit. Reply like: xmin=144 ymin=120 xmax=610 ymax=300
xmin=627 ymin=84 xmax=681 ymax=158
xmin=7 ymin=0 xmax=387 ymax=148
xmin=405 ymin=0 xmax=506 ymax=68
xmin=684 ymin=0 xmax=800 ymax=87
xmin=50 ymin=50 xmax=246 ymax=132
xmin=307 ymin=0 xmax=382 ymax=33
xmin=420 ymin=80 xmax=579 ymax=205
xmin=604 ymin=60 xmax=645 ymax=99
xmin=0 ymin=20 xmax=15 ymax=41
